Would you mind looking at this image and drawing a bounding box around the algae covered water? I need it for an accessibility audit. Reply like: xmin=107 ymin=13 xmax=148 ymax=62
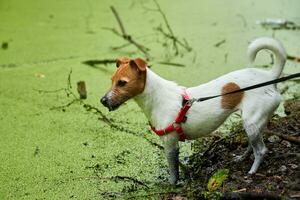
xmin=0 ymin=0 xmax=299 ymax=199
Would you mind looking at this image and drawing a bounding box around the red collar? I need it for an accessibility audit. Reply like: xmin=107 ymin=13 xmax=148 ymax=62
xmin=150 ymin=89 xmax=191 ymax=141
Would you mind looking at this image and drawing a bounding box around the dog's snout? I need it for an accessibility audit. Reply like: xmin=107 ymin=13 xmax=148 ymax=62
xmin=100 ymin=96 xmax=108 ymax=107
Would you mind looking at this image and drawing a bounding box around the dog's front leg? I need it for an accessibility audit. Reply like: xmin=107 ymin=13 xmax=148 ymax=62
xmin=162 ymin=135 xmax=179 ymax=184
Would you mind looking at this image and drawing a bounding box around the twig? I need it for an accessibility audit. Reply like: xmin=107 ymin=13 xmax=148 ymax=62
xmin=33 ymin=88 xmax=66 ymax=93
xmin=67 ymin=69 xmax=72 ymax=89
xmin=224 ymin=53 xmax=228 ymax=63
xmin=152 ymin=0 xmax=192 ymax=54
xmin=155 ymin=26 xmax=192 ymax=52
xmin=152 ymin=0 xmax=178 ymax=55
xmin=101 ymin=27 xmax=123 ymax=37
xmin=50 ymin=99 xmax=80 ymax=110
xmin=265 ymin=130 xmax=300 ymax=144
xmin=287 ymin=54 xmax=300 ymax=63
xmin=232 ymin=188 xmax=247 ymax=193
xmin=157 ymin=61 xmax=185 ymax=67
xmin=111 ymin=43 xmax=132 ymax=50
xmin=82 ymin=103 xmax=113 ymax=126
xmin=78 ymin=175 xmax=149 ymax=188
xmin=110 ymin=6 xmax=127 ymax=36
xmin=82 ymin=59 xmax=116 ymax=67
xmin=112 ymin=176 xmax=149 ymax=188
xmin=107 ymin=6 xmax=150 ymax=59
xmin=214 ymin=39 xmax=226 ymax=48
xmin=86 ymin=108 xmax=163 ymax=149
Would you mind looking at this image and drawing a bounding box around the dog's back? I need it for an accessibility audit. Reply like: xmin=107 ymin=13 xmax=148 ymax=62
xmin=185 ymin=37 xmax=286 ymax=174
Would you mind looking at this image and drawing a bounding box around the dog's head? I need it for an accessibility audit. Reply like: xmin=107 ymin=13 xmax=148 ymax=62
xmin=100 ymin=57 xmax=147 ymax=111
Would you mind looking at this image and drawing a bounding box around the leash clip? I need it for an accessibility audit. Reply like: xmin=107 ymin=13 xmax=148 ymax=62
xmin=187 ymin=98 xmax=196 ymax=106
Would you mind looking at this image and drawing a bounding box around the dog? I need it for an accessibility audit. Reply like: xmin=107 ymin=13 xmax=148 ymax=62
xmin=101 ymin=37 xmax=286 ymax=184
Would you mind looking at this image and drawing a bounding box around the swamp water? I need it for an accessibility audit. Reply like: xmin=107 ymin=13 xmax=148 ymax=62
xmin=0 ymin=0 xmax=299 ymax=199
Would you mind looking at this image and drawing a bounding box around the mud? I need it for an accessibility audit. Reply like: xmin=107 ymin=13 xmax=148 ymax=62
xmin=162 ymin=100 xmax=300 ymax=200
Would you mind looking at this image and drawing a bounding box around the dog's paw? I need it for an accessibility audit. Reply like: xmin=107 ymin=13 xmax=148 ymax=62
xmin=233 ymin=155 xmax=245 ymax=162
xmin=248 ymin=169 xmax=256 ymax=175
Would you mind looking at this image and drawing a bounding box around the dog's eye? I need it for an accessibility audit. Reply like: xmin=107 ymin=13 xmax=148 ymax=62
xmin=117 ymin=80 xmax=127 ymax=87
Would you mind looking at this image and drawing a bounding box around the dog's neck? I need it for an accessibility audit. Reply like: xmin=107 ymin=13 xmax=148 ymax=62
xmin=134 ymin=68 xmax=183 ymax=129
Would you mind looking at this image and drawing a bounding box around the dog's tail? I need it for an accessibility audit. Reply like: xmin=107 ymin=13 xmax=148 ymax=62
xmin=247 ymin=37 xmax=287 ymax=78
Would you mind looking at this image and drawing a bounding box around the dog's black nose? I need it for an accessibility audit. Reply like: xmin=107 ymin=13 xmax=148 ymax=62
xmin=100 ymin=96 xmax=108 ymax=107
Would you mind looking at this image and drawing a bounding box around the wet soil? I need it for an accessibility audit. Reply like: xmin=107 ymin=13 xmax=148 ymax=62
xmin=163 ymin=99 xmax=300 ymax=200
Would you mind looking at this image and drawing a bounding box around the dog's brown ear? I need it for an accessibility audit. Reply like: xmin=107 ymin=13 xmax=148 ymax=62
xmin=129 ymin=58 xmax=147 ymax=71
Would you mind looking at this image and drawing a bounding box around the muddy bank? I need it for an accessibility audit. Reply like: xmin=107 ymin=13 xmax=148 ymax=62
xmin=160 ymin=99 xmax=299 ymax=200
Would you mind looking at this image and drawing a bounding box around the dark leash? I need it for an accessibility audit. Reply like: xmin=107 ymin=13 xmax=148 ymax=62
xmin=188 ymin=72 xmax=300 ymax=104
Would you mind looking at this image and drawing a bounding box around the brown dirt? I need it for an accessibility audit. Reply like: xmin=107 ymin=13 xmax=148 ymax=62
xmin=163 ymin=99 xmax=300 ymax=200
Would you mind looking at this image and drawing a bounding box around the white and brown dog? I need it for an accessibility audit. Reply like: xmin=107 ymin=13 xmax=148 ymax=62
xmin=101 ymin=37 xmax=286 ymax=184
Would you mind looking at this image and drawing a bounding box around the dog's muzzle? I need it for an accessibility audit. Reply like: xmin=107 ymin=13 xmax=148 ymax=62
xmin=100 ymin=96 xmax=109 ymax=107
xmin=100 ymin=96 xmax=119 ymax=111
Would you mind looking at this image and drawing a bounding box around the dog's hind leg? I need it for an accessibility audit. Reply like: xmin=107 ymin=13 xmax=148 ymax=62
xmin=243 ymin=120 xmax=268 ymax=174
xmin=241 ymin=90 xmax=281 ymax=174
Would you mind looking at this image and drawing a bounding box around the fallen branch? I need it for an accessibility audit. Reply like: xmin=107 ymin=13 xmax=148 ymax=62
xmin=105 ymin=6 xmax=150 ymax=59
xmin=33 ymin=88 xmax=66 ymax=93
xmin=67 ymin=68 xmax=72 ymax=89
xmin=287 ymin=54 xmax=300 ymax=63
xmin=157 ymin=61 xmax=185 ymax=67
xmin=111 ymin=43 xmax=131 ymax=50
xmin=152 ymin=0 xmax=178 ymax=54
xmin=152 ymin=0 xmax=192 ymax=54
xmin=82 ymin=103 xmax=113 ymax=126
xmin=79 ymin=175 xmax=149 ymax=188
xmin=143 ymin=0 xmax=192 ymax=55
xmin=82 ymin=59 xmax=115 ymax=67
xmin=214 ymin=39 xmax=226 ymax=48
xmin=111 ymin=176 xmax=149 ymax=188
xmin=50 ymin=99 xmax=80 ymax=111
xmin=265 ymin=130 xmax=300 ymax=144
xmin=110 ymin=6 xmax=126 ymax=36
xmin=79 ymin=103 xmax=162 ymax=149
xmin=155 ymin=26 xmax=192 ymax=54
